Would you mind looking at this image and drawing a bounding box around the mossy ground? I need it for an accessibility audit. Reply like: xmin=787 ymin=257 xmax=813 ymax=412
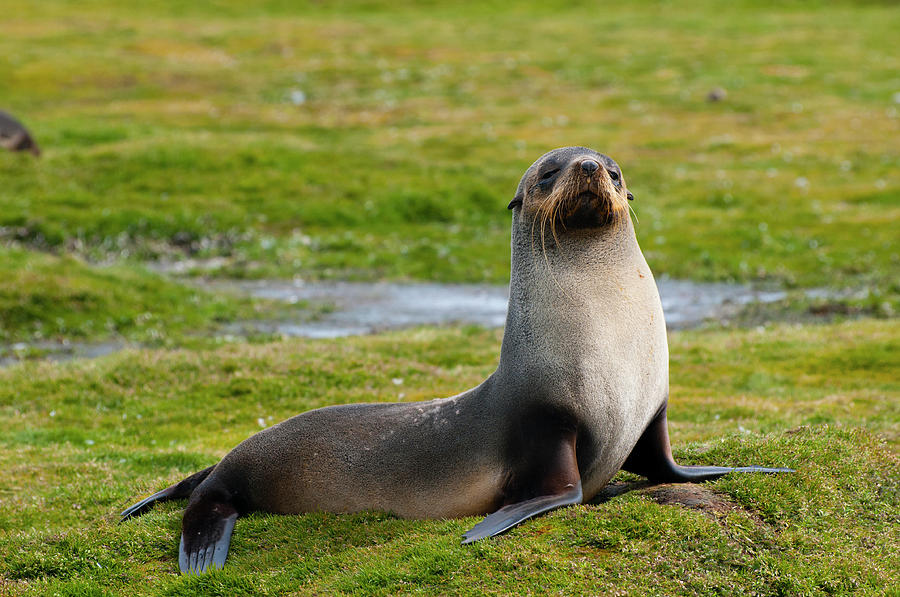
xmin=0 ymin=320 xmax=897 ymax=595
xmin=0 ymin=0 xmax=897 ymax=595
xmin=0 ymin=247 xmax=270 ymax=345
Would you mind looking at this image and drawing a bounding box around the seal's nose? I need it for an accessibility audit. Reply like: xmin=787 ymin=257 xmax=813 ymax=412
xmin=580 ymin=159 xmax=599 ymax=175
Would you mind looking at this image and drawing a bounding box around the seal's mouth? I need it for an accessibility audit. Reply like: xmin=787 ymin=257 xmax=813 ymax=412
xmin=534 ymin=167 xmax=628 ymax=234
xmin=575 ymin=189 xmax=601 ymax=203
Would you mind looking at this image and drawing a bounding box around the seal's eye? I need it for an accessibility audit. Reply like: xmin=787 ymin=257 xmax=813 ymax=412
xmin=608 ymin=170 xmax=620 ymax=182
xmin=540 ymin=168 xmax=560 ymax=181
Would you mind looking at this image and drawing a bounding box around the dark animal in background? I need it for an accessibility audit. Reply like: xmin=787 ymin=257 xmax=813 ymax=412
xmin=0 ymin=110 xmax=41 ymax=156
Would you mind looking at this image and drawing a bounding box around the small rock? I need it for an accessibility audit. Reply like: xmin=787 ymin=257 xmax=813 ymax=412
xmin=289 ymin=89 xmax=307 ymax=105
xmin=706 ymin=87 xmax=727 ymax=102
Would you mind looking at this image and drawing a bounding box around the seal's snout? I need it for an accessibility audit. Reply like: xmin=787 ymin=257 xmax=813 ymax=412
xmin=520 ymin=147 xmax=632 ymax=236
xmin=580 ymin=159 xmax=599 ymax=175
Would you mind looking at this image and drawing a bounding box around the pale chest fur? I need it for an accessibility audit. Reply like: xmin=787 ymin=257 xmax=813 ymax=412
xmin=503 ymin=227 xmax=669 ymax=496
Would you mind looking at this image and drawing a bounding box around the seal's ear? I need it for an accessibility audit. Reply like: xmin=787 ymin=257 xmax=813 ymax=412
xmin=626 ymin=191 xmax=634 ymax=201
xmin=508 ymin=193 xmax=523 ymax=210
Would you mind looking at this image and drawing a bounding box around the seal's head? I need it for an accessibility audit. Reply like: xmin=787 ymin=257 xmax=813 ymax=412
xmin=508 ymin=147 xmax=633 ymax=240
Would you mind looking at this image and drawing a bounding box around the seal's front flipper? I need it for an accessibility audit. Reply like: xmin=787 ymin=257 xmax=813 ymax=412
xmin=178 ymin=498 xmax=238 ymax=575
xmin=462 ymin=422 xmax=582 ymax=544
xmin=462 ymin=480 xmax=582 ymax=544
xmin=623 ymin=404 xmax=794 ymax=482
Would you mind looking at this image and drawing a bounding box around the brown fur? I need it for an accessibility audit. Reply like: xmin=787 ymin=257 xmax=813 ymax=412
xmin=124 ymin=146 xmax=676 ymax=573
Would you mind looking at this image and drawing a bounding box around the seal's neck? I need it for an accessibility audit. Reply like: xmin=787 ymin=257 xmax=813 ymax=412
xmin=494 ymin=215 xmax=652 ymax=392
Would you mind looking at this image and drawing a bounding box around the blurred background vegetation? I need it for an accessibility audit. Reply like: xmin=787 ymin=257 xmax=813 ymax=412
xmin=1 ymin=0 xmax=897 ymax=344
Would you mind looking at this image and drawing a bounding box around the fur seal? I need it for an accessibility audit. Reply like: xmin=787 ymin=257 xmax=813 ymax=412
xmin=0 ymin=110 xmax=40 ymax=156
xmin=121 ymin=146 xmax=792 ymax=574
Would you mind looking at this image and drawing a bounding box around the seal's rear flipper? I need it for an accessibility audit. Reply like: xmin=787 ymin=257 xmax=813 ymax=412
xmin=120 ymin=466 xmax=215 ymax=521
xmin=623 ymin=404 xmax=794 ymax=482
xmin=120 ymin=488 xmax=172 ymax=521
xmin=462 ymin=422 xmax=582 ymax=544
xmin=179 ymin=499 xmax=238 ymax=575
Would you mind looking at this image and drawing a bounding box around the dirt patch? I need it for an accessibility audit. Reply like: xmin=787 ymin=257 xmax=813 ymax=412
xmin=644 ymin=484 xmax=736 ymax=514
xmin=591 ymin=481 xmax=768 ymax=527
xmin=641 ymin=483 xmax=767 ymax=527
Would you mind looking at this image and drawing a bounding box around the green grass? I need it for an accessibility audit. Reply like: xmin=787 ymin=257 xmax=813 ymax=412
xmin=1 ymin=0 xmax=898 ymax=293
xmin=0 ymin=247 xmax=268 ymax=345
xmin=0 ymin=1 xmax=897 ymax=594
xmin=0 ymin=319 xmax=897 ymax=595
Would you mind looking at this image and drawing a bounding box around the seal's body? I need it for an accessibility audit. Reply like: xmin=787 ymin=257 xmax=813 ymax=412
xmin=123 ymin=147 xmax=791 ymax=574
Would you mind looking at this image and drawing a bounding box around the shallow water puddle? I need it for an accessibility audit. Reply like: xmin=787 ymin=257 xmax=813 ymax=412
xmin=0 ymin=340 xmax=126 ymax=368
xmin=0 ymin=278 xmax=788 ymax=367
xmin=211 ymin=277 xmax=787 ymax=338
